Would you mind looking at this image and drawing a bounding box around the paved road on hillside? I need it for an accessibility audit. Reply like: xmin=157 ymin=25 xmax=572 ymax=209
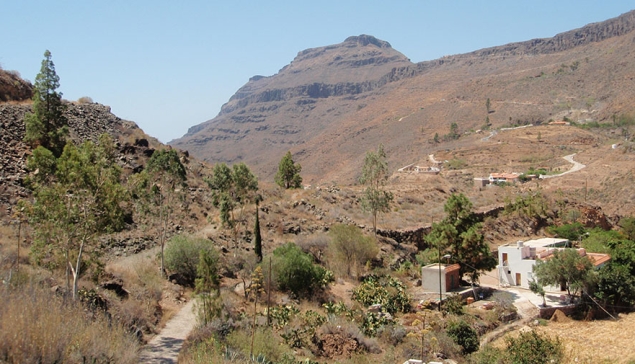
xmin=138 ymin=299 xmax=197 ymax=363
xmin=540 ymin=153 xmax=586 ymax=179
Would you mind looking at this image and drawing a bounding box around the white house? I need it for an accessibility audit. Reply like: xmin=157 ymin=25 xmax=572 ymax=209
xmin=498 ymin=238 xmax=610 ymax=289
xmin=498 ymin=238 xmax=569 ymax=289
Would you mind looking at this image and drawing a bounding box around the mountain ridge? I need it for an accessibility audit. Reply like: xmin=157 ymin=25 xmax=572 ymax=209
xmin=170 ymin=10 xmax=635 ymax=185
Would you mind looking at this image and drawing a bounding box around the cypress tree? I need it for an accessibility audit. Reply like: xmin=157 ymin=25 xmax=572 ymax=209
xmin=254 ymin=200 xmax=262 ymax=262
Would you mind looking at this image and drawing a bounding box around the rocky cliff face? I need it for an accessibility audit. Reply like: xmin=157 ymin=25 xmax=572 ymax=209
xmin=171 ymin=11 xmax=635 ymax=185
xmin=463 ymin=9 xmax=635 ymax=57
xmin=0 ymin=102 xmax=145 ymax=217
xmin=170 ymin=35 xmax=413 ymax=171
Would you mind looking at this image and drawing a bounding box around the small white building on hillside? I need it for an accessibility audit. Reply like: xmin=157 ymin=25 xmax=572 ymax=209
xmin=498 ymin=238 xmax=610 ymax=289
xmin=498 ymin=238 xmax=569 ymax=289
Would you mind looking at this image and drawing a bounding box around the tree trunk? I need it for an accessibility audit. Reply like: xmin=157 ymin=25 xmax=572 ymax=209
xmin=71 ymin=238 xmax=86 ymax=300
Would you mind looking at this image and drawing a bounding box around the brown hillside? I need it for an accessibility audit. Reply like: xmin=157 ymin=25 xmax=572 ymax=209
xmin=170 ymin=11 xmax=635 ymax=179
xmin=0 ymin=69 xmax=32 ymax=102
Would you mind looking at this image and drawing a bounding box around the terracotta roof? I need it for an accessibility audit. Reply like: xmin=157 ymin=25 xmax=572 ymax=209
xmin=586 ymin=253 xmax=611 ymax=267
xmin=444 ymin=263 xmax=461 ymax=273
xmin=540 ymin=249 xmax=610 ymax=267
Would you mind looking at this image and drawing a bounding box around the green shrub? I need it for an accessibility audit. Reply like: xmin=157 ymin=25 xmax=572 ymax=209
xmin=351 ymin=274 xmax=411 ymax=314
xmin=327 ymin=224 xmax=378 ymax=278
xmin=547 ymin=222 xmax=585 ymax=241
xmin=582 ymin=227 xmax=621 ymax=253
xmin=165 ymin=234 xmax=217 ymax=286
xmin=443 ymin=293 xmax=465 ymax=316
xmin=468 ymin=344 xmax=504 ymax=364
xmin=619 ymin=216 xmax=635 ymax=241
xmin=272 ymin=243 xmax=330 ymax=298
xmin=504 ymin=330 xmax=563 ymax=364
xmin=447 ymin=319 xmax=479 ymax=355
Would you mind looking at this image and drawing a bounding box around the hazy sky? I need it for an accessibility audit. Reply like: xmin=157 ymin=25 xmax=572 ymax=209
xmin=2 ymin=1 xmax=633 ymax=143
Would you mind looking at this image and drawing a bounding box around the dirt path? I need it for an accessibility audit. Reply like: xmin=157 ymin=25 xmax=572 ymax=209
xmin=479 ymin=288 xmax=539 ymax=348
xmin=138 ymin=299 xmax=197 ymax=363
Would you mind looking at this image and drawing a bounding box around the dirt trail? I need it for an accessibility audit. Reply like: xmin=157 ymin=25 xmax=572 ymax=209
xmin=479 ymin=288 xmax=539 ymax=348
xmin=138 ymin=299 xmax=197 ymax=363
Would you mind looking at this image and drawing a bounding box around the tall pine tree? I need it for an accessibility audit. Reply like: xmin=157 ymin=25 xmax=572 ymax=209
xmin=24 ymin=50 xmax=69 ymax=157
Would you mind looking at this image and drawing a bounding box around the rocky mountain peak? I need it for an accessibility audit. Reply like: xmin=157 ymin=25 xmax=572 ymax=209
xmin=343 ymin=34 xmax=392 ymax=49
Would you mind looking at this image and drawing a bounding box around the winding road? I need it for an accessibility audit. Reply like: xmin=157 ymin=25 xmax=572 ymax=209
xmin=540 ymin=154 xmax=586 ymax=179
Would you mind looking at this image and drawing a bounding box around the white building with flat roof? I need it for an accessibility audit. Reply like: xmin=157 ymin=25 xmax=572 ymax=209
xmin=498 ymin=238 xmax=568 ymax=289
xmin=498 ymin=238 xmax=610 ymax=290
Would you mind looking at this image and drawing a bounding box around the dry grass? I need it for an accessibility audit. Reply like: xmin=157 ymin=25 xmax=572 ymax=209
xmin=105 ymin=252 xmax=165 ymax=336
xmin=0 ymin=284 xmax=139 ymax=363
xmin=491 ymin=313 xmax=635 ymax=363
xmin=536 ymin=313 xmax=635 ymax=364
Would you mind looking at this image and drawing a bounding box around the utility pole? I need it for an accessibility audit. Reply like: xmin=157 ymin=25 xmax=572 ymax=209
xmin=267 ymin=256 xmax=272 ymax=326
xmin=438 ymin=242 xmax=442 ymax=313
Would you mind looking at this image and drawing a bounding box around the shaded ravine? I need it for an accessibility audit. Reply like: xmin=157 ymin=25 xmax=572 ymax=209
xmin=138 ymin=299 xmax=197 ymax=363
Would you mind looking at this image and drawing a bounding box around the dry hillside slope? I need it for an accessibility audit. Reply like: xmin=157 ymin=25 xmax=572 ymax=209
xmin=170 ymin=10 xmax=635 ymax=187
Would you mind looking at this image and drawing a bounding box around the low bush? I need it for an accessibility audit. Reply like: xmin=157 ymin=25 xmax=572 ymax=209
xmin=271 ymin=242 xmax=331 ymax=298
xmin=547 ymin=222 xmax=585 ymax=241
xmin=327 ymin=224 xmax=378 ymax=279
xmin=164 ymin=234 xmax=218 ymax=286
xmin=442 ymin=293 xmax=465 ymax=316
xmin=351 ymin=274 xmax=411 ymax=314
xmin=447 ymin=319 xmax=479 ymax=355
xmin=226 ymin=327 xmax=291 ymax=363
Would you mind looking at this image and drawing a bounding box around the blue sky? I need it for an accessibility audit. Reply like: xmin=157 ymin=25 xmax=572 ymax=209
xmin=2 ymin=1 xmax=633 ymax=143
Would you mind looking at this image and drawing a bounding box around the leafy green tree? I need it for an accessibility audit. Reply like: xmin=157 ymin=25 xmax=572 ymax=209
xmin=195 ymin=247 xmax=221 ymax=326
xmin=207 ymin=162 xmax=258 ymax=255
xmin=619 ymin=216 xmax=635 ymax=241
xmin=359 ymin=144 xmax=393 ymax=235
xmin=24 ymin=50 xmax=68 ymax=157
xmin=136 ymin=148 xmax=187 ymax=276
xmin=207 ymin=162 xmax=258 ymax=227
xmin=25 ymin=145 xmax=57 ymax=185
xmin=27 ymin=134 xmax=127 ymax=299
xmin=275 ymin=151 xmax=302 ymax=189
xmin=327 ymin=224 xmax=377 ymax=278
xmin=547 ymin=222 xmax=585 ymax=241
xmin=425 ymin=193 xmax=496 ymax=283
xmin=271 ymin=243 xmax=328 ymax=298
xmin=529 ymin=279 xmax=546 ymax=307
xmin=485 ymin=98 xmax=491 ymax=114
xmin=533 ymin=248 xmax=594 ymax=298
xmin=443 ymin=122 xmax=460 ymax=141
xmin=593 ymin=239 xmax=635 ymax=309
xmin=595 ymin=263 xmax=635 ymax=309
